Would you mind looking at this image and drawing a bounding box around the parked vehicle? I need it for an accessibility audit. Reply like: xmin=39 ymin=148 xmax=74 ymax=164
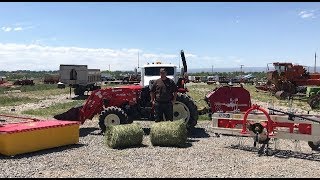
xmin=59 ymin=64 xmax=101 ymax=96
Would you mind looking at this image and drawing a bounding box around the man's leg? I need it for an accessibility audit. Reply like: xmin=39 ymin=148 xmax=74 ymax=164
xmin=164 ymin=102 xmax=173 ymax=121
xmin=154 ymin=102 xmax=164 ymax=122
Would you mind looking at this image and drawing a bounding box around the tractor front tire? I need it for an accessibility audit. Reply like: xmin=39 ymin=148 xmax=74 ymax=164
xmin=173 ymin=93 xmax=198 ymax=128
xmin=308 ymin=94 xmax=320 ymax=109
xmin=99 ymin=106 xmax=128 ymax=133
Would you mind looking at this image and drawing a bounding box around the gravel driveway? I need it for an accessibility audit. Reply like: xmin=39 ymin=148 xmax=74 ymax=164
xmin=1 ymin=119 xmax=320 ymax=178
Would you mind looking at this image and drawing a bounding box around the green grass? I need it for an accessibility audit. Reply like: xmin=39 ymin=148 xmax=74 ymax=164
xmin=0 ymin=84 xmax=70 ymax=106
xmin=0 ymin=95 xmax=40 ymax=106
xmin=186 ymin=83 xmax=217 ymax=109
xmin=243 ymin=84 xmax=316 ymax=112
xmin=0 ymin=84 xmax=60 ymax=94
xmin=198 ymin=114 xmax=210 ymax=121
xmin=244 ymin=84 xmax=279 ymax=103
xmin=21 ymin=100 xmax=85 ymax=117
xmin=24 ymin=87 xmax=70 ymax=97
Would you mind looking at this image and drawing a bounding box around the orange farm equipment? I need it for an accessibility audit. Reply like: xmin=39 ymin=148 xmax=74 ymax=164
xmin=256 ymin=62 xmax=320 ymax=97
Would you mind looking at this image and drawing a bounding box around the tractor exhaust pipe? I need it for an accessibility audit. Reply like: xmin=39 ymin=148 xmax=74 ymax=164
xmin=53 ymin=105 xmax=83 ymax=122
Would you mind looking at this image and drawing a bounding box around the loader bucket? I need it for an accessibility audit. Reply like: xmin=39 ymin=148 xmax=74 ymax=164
xmin=53 ymin=106 xmax=83 ymax=122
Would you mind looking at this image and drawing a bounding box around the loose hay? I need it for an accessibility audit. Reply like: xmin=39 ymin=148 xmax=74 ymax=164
xmin=105 ymin=123 xmax=144 ymax=149
xmin=150 ymin=120 xmax=187 ymax=147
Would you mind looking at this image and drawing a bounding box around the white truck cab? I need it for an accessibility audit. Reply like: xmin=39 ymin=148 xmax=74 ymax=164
xmin=140 ymin=61 xmax=179 ymax=87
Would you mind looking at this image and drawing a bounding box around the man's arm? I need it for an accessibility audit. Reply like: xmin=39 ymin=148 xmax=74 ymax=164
xmin=150 ymin=91 xmax=155 ymax=102
xmin=172 ymin=80 xmax=178 ymax=103
xmin=172 ymin=91 xmax=177 ymax=103
xmin=150 ymin=81 xmax=156 ymax=103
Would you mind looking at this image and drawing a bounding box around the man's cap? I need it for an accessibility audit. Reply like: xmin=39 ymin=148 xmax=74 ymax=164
xmin=160 ymin=68 xmax=166 ymax=73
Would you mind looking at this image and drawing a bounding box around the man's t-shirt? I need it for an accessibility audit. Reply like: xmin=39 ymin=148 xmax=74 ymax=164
xmin=151 ymin=78 xmax=178 ymax=103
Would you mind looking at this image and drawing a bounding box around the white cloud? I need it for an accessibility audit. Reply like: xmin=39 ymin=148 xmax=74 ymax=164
xmin=0 ymin=43 xmax=195 ymax=71
xmin=299 ymin=10 xmax=317 ymax=19
xmin=1 ymin=27 xmax=12 ymax=32
xmin=32 ymin=37 xmax=58 ymax=46
xmin=13 ymin=27 xmax=23 ymax=31
xmin=1 ymin=24 xmax=33 ymax=32
xmin=0 ymin=43 xmax=246 ymax=71
xmin=185 ymin=53 xmax=197 ymax=58
xmin=142 ymin=53 xmax=178 ymax=59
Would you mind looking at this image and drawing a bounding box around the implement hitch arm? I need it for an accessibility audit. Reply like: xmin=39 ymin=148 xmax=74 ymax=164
xmin=267 ymin=107 xmax=320 ymax=124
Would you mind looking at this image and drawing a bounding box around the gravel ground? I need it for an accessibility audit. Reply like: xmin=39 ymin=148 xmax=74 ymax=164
xmin=1 ymin=119 xmax=320 ymax=178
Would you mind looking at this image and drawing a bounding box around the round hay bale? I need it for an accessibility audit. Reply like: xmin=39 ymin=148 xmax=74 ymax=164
xmin=105 ymin=123 xmax=144 ymax=149
xmin=150 ymin=120 xmax=187 ymax=147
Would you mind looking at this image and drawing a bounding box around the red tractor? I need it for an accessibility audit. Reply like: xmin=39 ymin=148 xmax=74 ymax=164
xmin=54 ymin=50 xmax=198 ymax=132
xmin=0 ymin=76 xmax=6 ymax=85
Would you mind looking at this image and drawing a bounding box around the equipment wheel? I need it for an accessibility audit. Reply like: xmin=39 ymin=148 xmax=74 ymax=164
xmin=308 ymin=94 xmax=320 ymax=109
xmin=172 ymin=93 xmax=198 ymax=128
xmin=308 ymin=140 xmax=320 ymax=151
xmin=99 ymin=106 xmax=128 ymax=132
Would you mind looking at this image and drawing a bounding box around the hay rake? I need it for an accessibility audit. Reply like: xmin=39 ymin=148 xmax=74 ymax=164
xmin=211 ymin=104 xmax=320 ymax=156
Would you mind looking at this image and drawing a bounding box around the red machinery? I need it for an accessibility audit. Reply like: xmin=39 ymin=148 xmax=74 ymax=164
xmin=0 ymin=77 xmax=13 ymax=87
xmin=13 ymin=79 xmax=35 ymax=86
xmin=256 ymin=62 xmax=320 ymax=96
xmin=43 ymin=74 xmax=60 ymax=84
xmin=211 ymin=102 xmax=320 ymax=155
xmin=204 ymin=85 xmax=252 ymax=115
xmin=54 ymin=85 xmax=198 ymax=132
xmin=54 ymin=50 xmax=198 ymax=132
xmin=0 ymin=76 xmax=6 ymax=85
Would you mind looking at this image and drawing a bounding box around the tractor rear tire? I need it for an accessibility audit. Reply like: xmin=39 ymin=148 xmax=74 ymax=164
xmin=99 ymin=106 xmax=128 ymax=133
xmin=174 ymin=93 xmax=198 ymax=128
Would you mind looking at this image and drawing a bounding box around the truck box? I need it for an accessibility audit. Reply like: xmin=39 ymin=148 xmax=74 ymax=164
xmin=59 ymin=64 xmax=101 ymax=86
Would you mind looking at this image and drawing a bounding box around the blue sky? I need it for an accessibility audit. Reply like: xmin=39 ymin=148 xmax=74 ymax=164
xmin=0 ymin=2 xmax=319 ymax=71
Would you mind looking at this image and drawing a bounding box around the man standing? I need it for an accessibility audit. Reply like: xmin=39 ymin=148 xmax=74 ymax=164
xmin=150 ymin=68 xmax=178 ymax=122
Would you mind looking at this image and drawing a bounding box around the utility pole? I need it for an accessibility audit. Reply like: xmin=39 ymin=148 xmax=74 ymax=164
xmin=109 ymin=64 xmax=110 ymax=71
xmin=212 ymin=65 xmax=214 ymax=75
xmin=240 ymin=65 xmax=244 ymax=79
xmin=240 ymin=65 xmax=244 ymax=74
xmin=315 ymin=52 xmax=317 ymax=73
xmin=138 ymin=52 xmax=140 ymax=68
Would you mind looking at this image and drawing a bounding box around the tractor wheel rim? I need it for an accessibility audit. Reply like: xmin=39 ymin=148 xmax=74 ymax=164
xmin=173 ymin=101 xmax=190 ymax=122
xmin=104 ymin=114 xmax=120 ymax=126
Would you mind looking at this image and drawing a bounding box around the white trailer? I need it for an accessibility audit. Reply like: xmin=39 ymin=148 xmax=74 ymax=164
xmin=59 ymin=64 xmax=101 ymax=96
